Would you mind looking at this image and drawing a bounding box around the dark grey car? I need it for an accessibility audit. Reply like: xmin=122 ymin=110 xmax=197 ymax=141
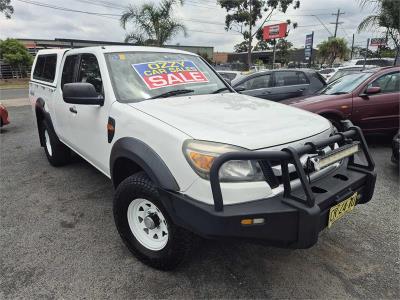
xmin=231 ymin=69 xmax=326 ymax=101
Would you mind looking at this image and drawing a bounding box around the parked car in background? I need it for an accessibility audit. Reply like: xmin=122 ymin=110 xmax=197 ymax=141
xmin=392 ymin=131 xmax=399 ymax=164
xmin=328 ymin=65 xmax=378 ymax=83
xmin=217 ymin=70 xmax=242 ymax=81
xmin=343 ymin=58 xmax=395 ymax=67
xmin=0 ymin=102 xmax=10 ymax=127
xmin=318 ymin=68 xmax=337 ymax=81
xmin=282 ymin=67 xmax=400 ymax=134
xmin=232 ymin=69 xmax=326 ymax=101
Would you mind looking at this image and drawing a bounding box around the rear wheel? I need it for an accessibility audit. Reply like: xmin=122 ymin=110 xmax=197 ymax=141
xmin=113 ymin=172 xmax=192 ymax=270
xmin=41 ymin=119 xmax=71 ymax=166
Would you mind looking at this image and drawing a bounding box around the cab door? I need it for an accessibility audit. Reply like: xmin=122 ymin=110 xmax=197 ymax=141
xmin=53 ymin=54 xmax=79 ymax=143
xmin=56 ymin=52 xmax=113 ymax=174
xmin=352 ymin=71 xmax=400 ymax=133
xmin=269 ymin=71 xmax=310 ymax=101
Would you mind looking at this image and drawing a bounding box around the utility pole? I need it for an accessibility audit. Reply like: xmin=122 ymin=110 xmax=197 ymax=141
xmin=330 ymin=9 xmax=345 ymax=38
xmin=363 ymin=38 xmax=370 ymax=69
xmin=247 ymin=0 xmax=253 ymax=69
xmin=350 ymin=33 xmax=355 ymax=59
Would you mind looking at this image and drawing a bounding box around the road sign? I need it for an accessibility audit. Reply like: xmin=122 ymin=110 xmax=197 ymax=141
xmin=370 ymin=38 xmax=386 ymax=46
xmin=263 ymin=23 xmax=288 ymax=40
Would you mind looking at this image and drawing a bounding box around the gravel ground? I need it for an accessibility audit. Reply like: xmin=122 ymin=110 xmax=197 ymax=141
xmin=0 ymin=88 xmax=29 ymax=100
xmin=1 ymin=105 xmax=399 ymax=299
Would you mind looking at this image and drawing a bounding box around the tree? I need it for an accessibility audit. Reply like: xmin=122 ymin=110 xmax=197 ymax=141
xmin=0 ymin=39 xmax=32 ymax=68
xmin=0 ymin=0 xmax=13 ymax=18
xmin=276 ymin=38 xmax=293 ymax=65
xmin=120 ymin=0 xmax=186 ymax=46
xmin=218 ymin=0 xmax=300 ymax=68
xmin=358 ymin=0 xmax=400 ymax=50
xmin=317 ymin=38 xmax=349 ymax=66
xmin=234 ymin=41 xmax=249 ymax=53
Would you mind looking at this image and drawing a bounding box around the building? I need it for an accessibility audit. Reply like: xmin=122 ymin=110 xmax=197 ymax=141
xmin=227 ymin=48 xmax=319 ymax=66
xmin=16 ymin=38 xmax=214 ymax=58
xmin=213 ymin=52 xmax=229 ymax=64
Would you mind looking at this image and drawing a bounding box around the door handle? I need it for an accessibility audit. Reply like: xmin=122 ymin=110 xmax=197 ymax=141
xmin=262 ymin=91 xmax=271 ymax=94
xmin=297 ymin=88 xmax=305 ymax=92
xmin=69 ymin=106 xmax=77 ymax=114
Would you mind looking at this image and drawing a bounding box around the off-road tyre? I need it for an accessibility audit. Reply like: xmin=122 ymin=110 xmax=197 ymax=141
xmin=41 ymin=119 xmax=71 ymax=166
xmin=113 ymin=172 xmax=192 ymax=270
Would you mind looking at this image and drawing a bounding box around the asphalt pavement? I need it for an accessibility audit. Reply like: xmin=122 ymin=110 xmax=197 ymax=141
xmin=0 ymin=105 xmax=399 ymax=299
xmin=0 ymin=88 xmax=29 ymax=100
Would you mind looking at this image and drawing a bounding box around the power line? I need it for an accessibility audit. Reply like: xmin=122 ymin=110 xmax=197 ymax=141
xmin=15 ymin=0 xmax=121 ymax=17
xmin=73 ymin=0 xmax=125 ymax=10
xmin=330 ymin=9 xmax=345 ymax=37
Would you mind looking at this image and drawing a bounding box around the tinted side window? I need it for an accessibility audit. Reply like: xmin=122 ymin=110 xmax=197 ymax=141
xmin=243 ymin=74 xmax=271 ymax=90
xmin=308 ymin=73 xmax=326 ymax=93
xmin=33 ymin=55 xmax=57 ymax=82
xmin=77 ymin=54 xmax=103 ymax=94
xmin=33 ymin=56 xmax=45 ymax=79
xmin=220 ymin=72 xmax=237 ymax=81
xmin=319 ymin=69 xmax=334 ymax=74
xmin=42 ymin=55 xmax=57 ymax=82
xmin=369 ymin=72 xmax=400 ymax=93
xmin=61 ymin=55 xmax=78 ymax=90
xmin=298 ymin=72 xmax=308 ymax=84
xmin=274 ymin=71 xmax=308 ymax=87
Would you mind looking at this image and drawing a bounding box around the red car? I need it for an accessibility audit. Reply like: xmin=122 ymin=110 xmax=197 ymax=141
xmin=0 ymin=103 xmax=10 ymax=127
xmin=282 ymin=67 xmax=400 ymax=134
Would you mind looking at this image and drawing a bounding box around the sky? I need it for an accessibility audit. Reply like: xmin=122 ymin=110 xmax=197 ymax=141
xmin=0 ymin=0 xmax=384 ymax=52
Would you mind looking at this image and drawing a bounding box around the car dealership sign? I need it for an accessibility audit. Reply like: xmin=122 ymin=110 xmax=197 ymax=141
xmin=304 ymin=32 xmax=314 ymax=61
xmin=263 ymin=23 xmax=288 ymax=40
xmin=370 ymin=38 xmax=386 ymax=47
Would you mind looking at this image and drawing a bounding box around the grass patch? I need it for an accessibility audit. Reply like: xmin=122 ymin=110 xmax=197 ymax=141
xmin=0 ymin=79 xmax=29 ymax=90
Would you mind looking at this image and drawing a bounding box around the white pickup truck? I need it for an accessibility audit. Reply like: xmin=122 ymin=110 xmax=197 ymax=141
xmin=29 ymin=46 xmax=376 ymax=270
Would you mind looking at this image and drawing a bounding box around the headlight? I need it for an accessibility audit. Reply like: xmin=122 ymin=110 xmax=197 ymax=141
xmin=183 ymin=140 xmax=264 ymax=182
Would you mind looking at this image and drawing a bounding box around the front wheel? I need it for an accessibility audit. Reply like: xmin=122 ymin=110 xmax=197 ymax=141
xmin=113 ymin=172 xmax=192 ymax=270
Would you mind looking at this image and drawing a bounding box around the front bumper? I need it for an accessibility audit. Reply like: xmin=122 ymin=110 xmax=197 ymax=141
xmin=160 ymin=125 xmax=376 ymax=249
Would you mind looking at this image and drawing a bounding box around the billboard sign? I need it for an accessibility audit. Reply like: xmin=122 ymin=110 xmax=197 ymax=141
xmin=263 ymin=23 xmax=288 ymax=40
xmin=370 ymin=38 xmax=386 ymax=47
xmin=304 ymin=33 xmax=314 ymax=61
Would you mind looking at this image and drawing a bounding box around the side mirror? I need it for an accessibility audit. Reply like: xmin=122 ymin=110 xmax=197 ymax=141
xmin=63 ymin=83 xmax=104 ymax=105
xmin=234 ymin=86 xmax=246 ymax=92
xmin=365 ymin=86 xmax=381 ymax=95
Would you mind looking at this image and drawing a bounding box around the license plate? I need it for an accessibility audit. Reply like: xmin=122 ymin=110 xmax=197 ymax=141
xmin=328 ymin=192 xmax=358 ymax=228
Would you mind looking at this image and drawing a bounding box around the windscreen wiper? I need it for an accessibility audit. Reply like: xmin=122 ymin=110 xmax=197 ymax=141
xmin=212 ymin=87 xmax=230 ymax=94
xmin=330 ymin=92 xmax=348 ymax=95
xmin=150 ymin=89 xmax=194 ymax=99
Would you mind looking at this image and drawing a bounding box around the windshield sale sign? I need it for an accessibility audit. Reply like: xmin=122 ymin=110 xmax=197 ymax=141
xmin=132 ymin=60 xmax=208 ymax=89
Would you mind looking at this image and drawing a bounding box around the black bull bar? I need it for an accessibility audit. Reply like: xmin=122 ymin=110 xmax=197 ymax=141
xmin=209 ymin=124 xmax=375 ymax=212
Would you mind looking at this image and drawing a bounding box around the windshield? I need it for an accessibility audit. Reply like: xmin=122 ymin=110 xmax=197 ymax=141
xmin=105 ymin=52 xmax=228 ymax=102
xmin=329 ymin=68 xmax=363 ymax=82
xmin=319 ymin=72 xmax=373 ymax=95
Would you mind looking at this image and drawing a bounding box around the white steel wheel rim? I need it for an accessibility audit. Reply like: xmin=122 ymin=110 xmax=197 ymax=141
xmin=127 ymin=198 xmax=169 ymax=251
xmin=44 ymin=129 xmax=53 ymax=156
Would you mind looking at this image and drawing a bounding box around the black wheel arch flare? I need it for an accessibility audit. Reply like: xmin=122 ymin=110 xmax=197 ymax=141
xmin=35 ymin=98 xmax=56 ymax=147
xmin=110 ymin=137 xmax=180 ymax=192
